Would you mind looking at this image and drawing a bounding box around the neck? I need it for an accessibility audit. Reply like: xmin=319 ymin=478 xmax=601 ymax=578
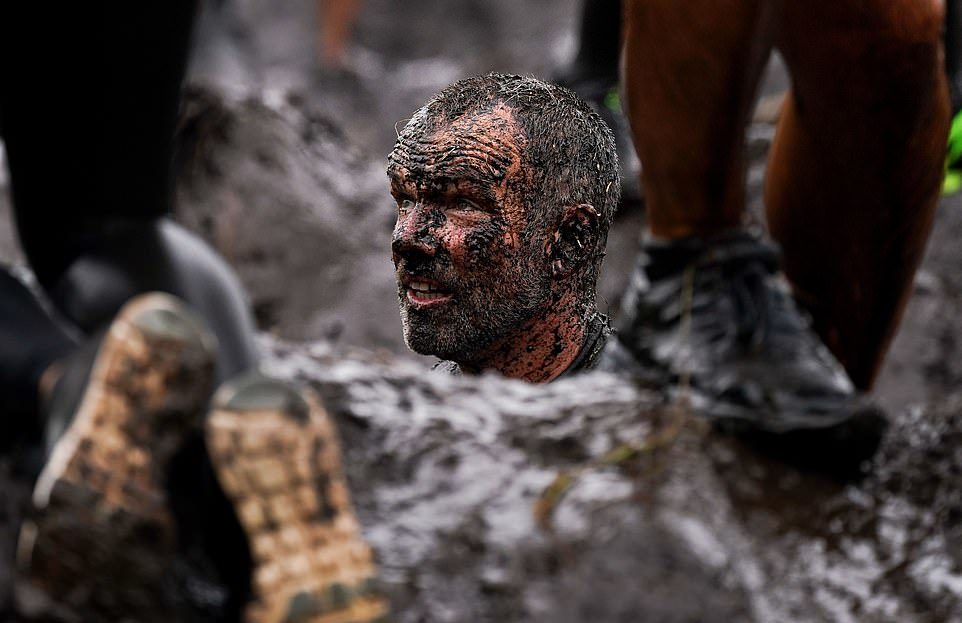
xmin=460 ymin=291 xmax=591 ymax=383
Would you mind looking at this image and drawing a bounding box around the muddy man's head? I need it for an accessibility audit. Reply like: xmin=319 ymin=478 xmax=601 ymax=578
xmin=388 ymin=73 xmax=619 ymax=382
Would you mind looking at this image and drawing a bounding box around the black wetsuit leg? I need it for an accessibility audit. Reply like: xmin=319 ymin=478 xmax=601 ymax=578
xmin=556 ymin=0 xmax=647 ymax=207
xmin=0 ymin=5 xmax=253 ymax=618
xmin=0 ymin=269 xmax=77 ymax=443
xmin=947 ymin=0 xmax=962 ymax=113
xmin=0 ymin=1 xmax=257 ymax=384
xmin=564 ymin=0 xmax=623 ymax=88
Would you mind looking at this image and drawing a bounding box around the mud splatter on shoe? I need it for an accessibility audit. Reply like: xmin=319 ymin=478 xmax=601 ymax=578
xmin=207 ymin=373 xmax=389 ymax=623
xmin=613 ymin=229 xmax=888 ymax=476
xmin=15 ymin=293 xmax=216 ymax=622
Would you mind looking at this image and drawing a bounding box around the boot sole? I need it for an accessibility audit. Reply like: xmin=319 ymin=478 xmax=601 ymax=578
xmin=206 ymin=373 xmax=389 ymax=623
xmin=16 ymin=293 xmax=216 ymax=622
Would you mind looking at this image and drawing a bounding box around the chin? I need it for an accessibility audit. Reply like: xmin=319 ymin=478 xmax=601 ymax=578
xmin=403 ymin=323 xmax=444 ymax=357
xmin=402 ymin=322 xmax=467 ymax=361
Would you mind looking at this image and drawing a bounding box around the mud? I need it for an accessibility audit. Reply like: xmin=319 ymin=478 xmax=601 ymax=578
xmin=258 ymin=340 xmax=962 ymax=622
xmin=0 ymin=0 xmax=960 ymax=620
xmin=1 ymin=331 xmax=957 ymax=621
xmin=172 ymin=86 xmax=400 ymax=348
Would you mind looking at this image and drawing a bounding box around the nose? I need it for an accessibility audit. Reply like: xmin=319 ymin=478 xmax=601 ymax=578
xmin=392 ymin=205 xmax=440 ymax=265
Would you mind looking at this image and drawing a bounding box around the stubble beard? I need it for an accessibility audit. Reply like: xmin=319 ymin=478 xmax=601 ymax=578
xmin=398 ymin=261 xmax=549 ymax=366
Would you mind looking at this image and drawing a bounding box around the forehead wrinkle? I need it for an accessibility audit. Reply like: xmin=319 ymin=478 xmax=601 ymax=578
xmin=388 ymin=106 xmax=535 ymax=225
xmin=392 ymin=102 xmax=524 ymax=157
xmin=390 ymin=136 xmax=524 ymax=190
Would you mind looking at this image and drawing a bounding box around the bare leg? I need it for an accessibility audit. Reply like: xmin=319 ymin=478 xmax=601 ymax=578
xmin=622 ymin=0 xmax=778 ymax=238
xmin=767 ymin=0 xmax=949 ymax=388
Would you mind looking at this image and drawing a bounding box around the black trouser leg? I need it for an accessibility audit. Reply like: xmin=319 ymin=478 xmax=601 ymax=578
xmin=947 ymin=0 xmax=962 ymax=113
xmin=564 ymin=0 xmax=623 ymax=87
xmin=0 ymin=4 xmax=254 ymax=618
xmin=1 ymin=1 xmax=258 ymax=383
xmin=0 ymin=269 xmax=77 ymax=444
xmin=44 ymin=219 xmax=259 ymax=383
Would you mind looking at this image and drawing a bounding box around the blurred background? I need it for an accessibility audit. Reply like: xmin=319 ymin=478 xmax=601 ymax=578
xmin=0 ymin=0 xmax=959 ymax=410
xmin=189 ymin=0 xmax=580 ymax=156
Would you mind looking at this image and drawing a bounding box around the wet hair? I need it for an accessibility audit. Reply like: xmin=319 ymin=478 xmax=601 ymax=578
xmin=392 ymin=72 xmax=620 ymax=297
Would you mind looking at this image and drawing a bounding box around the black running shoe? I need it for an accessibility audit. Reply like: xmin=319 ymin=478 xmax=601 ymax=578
xmin=613 ymin=229 xmax=888 ymax=474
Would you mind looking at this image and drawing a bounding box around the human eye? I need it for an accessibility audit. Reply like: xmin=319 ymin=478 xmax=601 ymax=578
xmin=452 ymin=197 xmax=481 ymax=212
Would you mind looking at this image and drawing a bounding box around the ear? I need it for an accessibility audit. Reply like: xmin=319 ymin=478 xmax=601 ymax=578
xmin=545 ymin=203 xmax=601 ymax=278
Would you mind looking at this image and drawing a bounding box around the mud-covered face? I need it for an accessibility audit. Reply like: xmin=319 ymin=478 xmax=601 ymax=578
xmin=389 ymin=104 xmax=553 ymax=364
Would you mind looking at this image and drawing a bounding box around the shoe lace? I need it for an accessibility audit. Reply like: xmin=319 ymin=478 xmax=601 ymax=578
xmin=727 ymin=259 xmax=771 ymax=350
xmin=723 ymin=253 xmax=806 ymax=356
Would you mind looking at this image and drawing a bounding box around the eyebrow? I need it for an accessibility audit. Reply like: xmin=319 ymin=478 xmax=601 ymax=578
xmin=436 ymin=177 xmax=499 ymax=206
xmin=390 ymin=161 xmax=503 ymax=205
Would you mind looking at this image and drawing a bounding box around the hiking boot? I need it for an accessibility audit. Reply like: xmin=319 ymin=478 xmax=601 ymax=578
xmin=206 ymin=372 xmax=389 ymax=623
xmin=15 ymin=293 xmax=216 ymax=622
xmin=614 ymin=229 xmax=888 ymax=473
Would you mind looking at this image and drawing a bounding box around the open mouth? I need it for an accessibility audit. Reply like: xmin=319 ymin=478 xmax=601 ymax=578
xmin=405 ymin=279 xmax=453 ymax=307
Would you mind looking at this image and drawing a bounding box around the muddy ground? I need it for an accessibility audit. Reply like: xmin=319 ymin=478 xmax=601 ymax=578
xmin=0 ymin=0 xmax=961 ymax=621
